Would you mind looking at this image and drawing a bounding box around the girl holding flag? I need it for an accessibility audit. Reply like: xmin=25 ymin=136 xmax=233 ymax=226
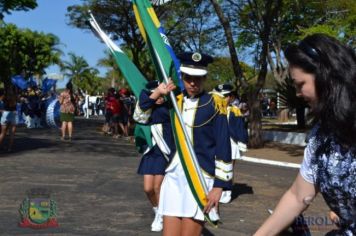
xmin=156 ymin=52 xmax=233 ymax=236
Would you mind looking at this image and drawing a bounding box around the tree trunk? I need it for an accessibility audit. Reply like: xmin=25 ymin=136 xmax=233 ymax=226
xmin=245 ymin=0 xmax=282 ymax=148
xmin=3 ymin=77 xmax=11 ymax=91
xmin=210 ymin=0 xmax=247 ymax=89
xmin=248 ymin=92 xmax=264 ymax=148
xmin=210 ymin=0 xmax=282 ymax=148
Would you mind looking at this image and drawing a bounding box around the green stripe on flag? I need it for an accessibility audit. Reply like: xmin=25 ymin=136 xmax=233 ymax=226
xmin=132 ymin=0 xmax=180 ymax=88
xmin=88 ymin=13 xmax=152 ymax=151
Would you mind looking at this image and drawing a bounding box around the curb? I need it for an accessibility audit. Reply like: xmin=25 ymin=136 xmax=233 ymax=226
xmin=240 ymin=155 xmax=301 ymax=169
xmin=262 ymin=130 xmax=306 ymax=146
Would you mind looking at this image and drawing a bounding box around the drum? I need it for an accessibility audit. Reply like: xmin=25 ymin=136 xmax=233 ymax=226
xmin=46 ymin=98 xmax=60 ymax=128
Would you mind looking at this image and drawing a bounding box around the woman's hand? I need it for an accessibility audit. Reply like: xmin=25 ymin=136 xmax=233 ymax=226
xmin=150 ymin=79 xmax=176 ymax=100
xmin=157 ymin=79 xmax=176 ymax=95
xmin=329 ymin=211 xmax=340 ymax=227
xmin=204 ymin=187 xmax=223 ymax=213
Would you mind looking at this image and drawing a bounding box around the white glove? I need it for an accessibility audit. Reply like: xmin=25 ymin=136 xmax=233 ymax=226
xmin=237 ymin=142 xmax=247 ymax=152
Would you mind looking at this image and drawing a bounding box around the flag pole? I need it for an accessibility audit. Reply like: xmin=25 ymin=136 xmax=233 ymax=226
xmin=88 ymin=12 xmax=114 ymax=54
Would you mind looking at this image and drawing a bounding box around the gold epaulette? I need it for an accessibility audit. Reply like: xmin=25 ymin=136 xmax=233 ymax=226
xmin=211 ymin=93 xmax=227 ymax=115
xmin=229 ymin=105 xmax=242 ymax=117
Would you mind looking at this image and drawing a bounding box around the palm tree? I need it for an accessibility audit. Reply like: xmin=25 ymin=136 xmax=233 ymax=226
xmin=97 ymin=51 xmax=125 ymax=89
xmin=61 ymin=52 xmax=91 ymax=88
xmin=275 ymin=75 xmax=308 ymax=128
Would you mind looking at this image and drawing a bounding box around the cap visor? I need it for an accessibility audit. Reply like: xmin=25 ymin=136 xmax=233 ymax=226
xmin=180 ymin=66 xmax=207 ymax=76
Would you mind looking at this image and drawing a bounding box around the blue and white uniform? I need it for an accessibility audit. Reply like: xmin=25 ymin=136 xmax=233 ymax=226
xmin=227 ymin=104 xmax=248 ymax=160
xmin=134 ymin=90 xmax=175 ymax=175
xmin=158 ymin=91 xmax=232 ymax=221
xmin=210 ymin=85 xmax=248 ymax=160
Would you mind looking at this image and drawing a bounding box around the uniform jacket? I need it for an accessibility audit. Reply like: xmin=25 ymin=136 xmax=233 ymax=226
xmin=177 ymin=91 xmax=232 ymax=189
xmin=227 ymin=105 xmax=248 ymax=144
xmin=134 ymin=90 xmax=175 ymax=160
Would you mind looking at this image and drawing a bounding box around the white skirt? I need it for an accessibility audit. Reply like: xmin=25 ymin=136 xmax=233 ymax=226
xmin=158 ymin=154 xmax=214 ymax=221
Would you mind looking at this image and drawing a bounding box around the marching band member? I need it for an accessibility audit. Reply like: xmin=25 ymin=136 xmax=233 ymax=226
xmin=212 ymin=84 xmax=248 ymax=204
xmin=158 ymin=52 xmax=233 ymax=236
xmin=133 ymin=80 xmax=176 ymax=232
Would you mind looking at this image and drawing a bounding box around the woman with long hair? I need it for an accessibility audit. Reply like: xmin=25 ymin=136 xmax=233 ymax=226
xmin=59 ymin=82 xmax=76 ymax=141
xmin=254 ymin=34 xmax=356 ymax=235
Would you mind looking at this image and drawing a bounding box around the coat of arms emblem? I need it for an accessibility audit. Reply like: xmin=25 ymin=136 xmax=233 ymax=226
xmin=19 ymin=188 xmax=59 ymax=229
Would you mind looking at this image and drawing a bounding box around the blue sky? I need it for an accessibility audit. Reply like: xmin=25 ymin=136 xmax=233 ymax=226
xmin=4 ymin=0 xmax=108 ymax=87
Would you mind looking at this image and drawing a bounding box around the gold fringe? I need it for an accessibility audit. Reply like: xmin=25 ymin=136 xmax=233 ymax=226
xmin=211 ymin=93 xmax=227 ymax=115
xmin=229 ymin=106 xmax=242 ymax=117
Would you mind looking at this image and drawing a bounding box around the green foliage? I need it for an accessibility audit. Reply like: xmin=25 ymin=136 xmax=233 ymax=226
xmin=0 ymin=0 xmax=37 ymax=20
xmin=298 ymin=0 xmax=356 ymax=47
xmin=97 ymin=51 xmax=123 ymax=89
xmin=76 ymin=72 xmax=103 ymax=95
xmin=206 ymin=57 xmax=255 ymax=92
xmin=61 ymin=52 xmax=102 ymax=95
xmin=300 ymin=25 xmax=339 ymax=39
xmin=156 ymin=0 xmax=223 ymax=54
xmin=208 ymin=57 xmax=234 ymax=83
xmin=66 ymin=1 xmax=148 ymax=72
xmin=235 ymin=0 xmax=355 ymax=57
xmin=66 ymin=0 xmax=226 ymax=77
xmin=67 ymin=0 xmax=166 ymax=80
xmin=0 ymin=23 xmax=61 ymax=85
xmin=233 ymin=0 xmax=355 ymax=115
xmin=247 ymin=71 xmax=276 ymax=89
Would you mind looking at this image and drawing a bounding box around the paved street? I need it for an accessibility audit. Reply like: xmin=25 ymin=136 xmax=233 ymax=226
xmin=0 ymin=117 xmax=333 ymax=236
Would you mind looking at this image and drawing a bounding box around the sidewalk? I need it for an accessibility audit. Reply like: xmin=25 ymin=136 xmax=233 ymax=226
xmin=244 ymin=141 xmax=304 ymax=165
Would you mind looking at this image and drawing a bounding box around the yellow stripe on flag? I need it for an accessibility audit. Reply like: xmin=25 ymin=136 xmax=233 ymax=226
xmin=175 ymin=96 xmax=208 ymax=206
xmin=174 ymin=115 xmax=208 ymax=205
xmin=147 ymin=7 xmax=161 ymax=28
xmin=133 ymin=4 xmax=147 ymax=41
